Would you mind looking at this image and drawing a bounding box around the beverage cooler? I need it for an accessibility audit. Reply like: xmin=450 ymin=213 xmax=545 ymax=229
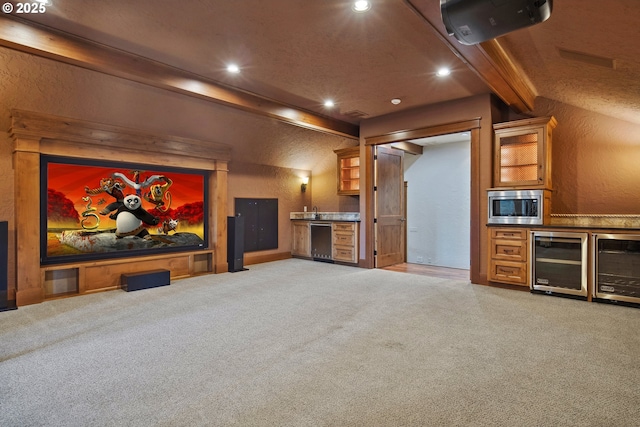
xmin=530 ymin=231 xmax=589 ymax=298
xmin=593 ymin=234 xmax=640 ymax=305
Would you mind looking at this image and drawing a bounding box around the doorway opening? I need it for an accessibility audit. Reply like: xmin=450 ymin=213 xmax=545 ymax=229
xmin=375 ymin=132 xmax=471 ymax=281
xmin=403 ymin=132 xmax=471 ymax=278
xmin=365 ymin=118 xmax=481 ymax=283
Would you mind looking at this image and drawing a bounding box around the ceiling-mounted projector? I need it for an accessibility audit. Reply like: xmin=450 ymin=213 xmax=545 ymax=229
xmin=441 ymin=0 xmax=553 ymax=45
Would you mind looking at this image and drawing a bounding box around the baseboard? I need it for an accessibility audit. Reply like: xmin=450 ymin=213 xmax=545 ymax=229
xmin=244 ymin=251 xmax=291 ymax=266
xmin=16 ymin=287 xmax=45 ymax=306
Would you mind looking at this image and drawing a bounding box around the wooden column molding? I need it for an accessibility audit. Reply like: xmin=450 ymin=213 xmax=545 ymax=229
xmin=13 ymin=137 xmax=45 ymax=305
xmin=211 ymin=160 xmax=229 ymax=273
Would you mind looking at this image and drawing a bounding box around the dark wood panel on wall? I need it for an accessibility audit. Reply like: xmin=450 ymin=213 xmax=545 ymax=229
xmin=234 ymin=199 xmax=278 ymax=252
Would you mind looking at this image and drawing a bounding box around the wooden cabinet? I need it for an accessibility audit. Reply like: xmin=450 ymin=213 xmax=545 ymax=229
xmin=290 ymin=220 xmax=358 ymax=264
xmin=291 ymin=221 xmax=311 ymax=257
xmin=488 ymin=227 xmax=529 ymax=286
xmin=332 ymin=222 xmax=358 ymax=264
xmin=334 ymin=147 xmax=360 ymax=196
xmin=493 ymin=116 xmax=556 ymax=189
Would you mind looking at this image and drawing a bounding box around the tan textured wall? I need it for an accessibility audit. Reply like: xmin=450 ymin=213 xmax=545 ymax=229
xmin=227 ymin=162 xmax=311 ymax=257
xmin=0 ymin=46 xmax=352 ymax=297
xmin=310 ymin=145 xmax=361 ymax=213
xmin=530 ymin=97 xmax=640 ymax=214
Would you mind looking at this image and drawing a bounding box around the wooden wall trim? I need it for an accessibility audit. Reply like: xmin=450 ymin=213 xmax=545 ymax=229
xmin=469 ymin=127 xmax=482 ymax=285
xmin=365 ymin=118 xmax=481 ymax=146
xmin=10 ymin=109 xmax=231 ymax=163
xmin=211 ymin=163 xmax=228 ymax=273
xmin=244 ymin=251 xmax=291 ymax=266
xmin=363 ymin=145 xmax=375 ymax=269
xmin=0 ymin=16 xmax=358 ymax=140
xmin=13 ymin=148 xmax=42 ymax=306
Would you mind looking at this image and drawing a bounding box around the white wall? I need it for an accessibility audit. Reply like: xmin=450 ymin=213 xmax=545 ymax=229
xmin=405 ymin=140 xmax=470 ymax=269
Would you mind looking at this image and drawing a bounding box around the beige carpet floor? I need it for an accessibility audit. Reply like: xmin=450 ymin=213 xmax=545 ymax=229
xmin=1 ymin=258 xmax=640 ymax=426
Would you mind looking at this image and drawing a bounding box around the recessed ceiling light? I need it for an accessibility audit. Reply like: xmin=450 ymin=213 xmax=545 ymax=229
xmin=352 ymin=1 xmax=371 ymax=12
xmin=436 ymin=67 xmax=451 ymax=77
xmin=226 ymin=64 xmax=240 ymax=74
xmin=391 ymin=98 xmax=402 ymax=105
xmin=324 ymin=100 xmax=335 ymax=108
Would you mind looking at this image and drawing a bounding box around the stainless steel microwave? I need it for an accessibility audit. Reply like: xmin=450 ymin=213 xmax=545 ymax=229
xmin=488 ymin=189 xmax=545 ymax=225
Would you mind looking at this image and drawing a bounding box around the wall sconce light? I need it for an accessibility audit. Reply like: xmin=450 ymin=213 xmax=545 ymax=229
xmin=301 ymin=177 xmax=309 ymax=193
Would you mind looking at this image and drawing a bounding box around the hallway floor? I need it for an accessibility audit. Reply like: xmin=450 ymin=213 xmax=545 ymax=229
xmin=382 ymin=263 xmax=470 ymax=282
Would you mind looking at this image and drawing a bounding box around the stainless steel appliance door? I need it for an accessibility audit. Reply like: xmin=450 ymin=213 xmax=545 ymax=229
xmin=593 ymin=234 xmax=640 ymax=304
xmin=310 ymin=223 xmax=332 ymax=261
xmin=531 ymin=231 xmax=588 ymax=297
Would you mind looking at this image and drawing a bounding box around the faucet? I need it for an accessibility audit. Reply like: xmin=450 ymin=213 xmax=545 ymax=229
xmin=312 ymin=206 xmax=318 ymax=220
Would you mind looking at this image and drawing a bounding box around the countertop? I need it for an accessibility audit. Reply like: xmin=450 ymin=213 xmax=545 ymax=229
xmin=489 ymin=214 xmax=640 ymax=231
xmin=290 ymin=212 xmax=360 ymax=222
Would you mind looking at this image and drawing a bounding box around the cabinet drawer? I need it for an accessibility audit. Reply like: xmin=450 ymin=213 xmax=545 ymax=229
xmin=333 ymin=222 xmax=355 ymax=232
xmin=489 ymin=260 xmax=528 ymax=286
xmin=333 ymin=232 xmax=355 ymax=247
xmin=492 ymin=239 xmax=527 ymax=262
xmin=333 ymin=245 xmax=356 ymax=263
xmin=491 ymin=228 xmax=528 ymax=240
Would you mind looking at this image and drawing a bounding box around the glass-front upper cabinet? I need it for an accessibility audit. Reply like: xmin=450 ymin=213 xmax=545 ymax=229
xmin=334 ymin=146 xmax=360 ymax=196
xmin=493 ymin=116 xmax=557 ymax=189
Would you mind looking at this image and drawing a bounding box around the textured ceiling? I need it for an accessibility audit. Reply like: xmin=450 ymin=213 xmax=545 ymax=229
xmin=13 ymin=0 xmax=490 ymax=123
xmin=500 ymin=0 xmax=640 ymax=125
xmin=7 ymin=0 xmax=640 ymax=126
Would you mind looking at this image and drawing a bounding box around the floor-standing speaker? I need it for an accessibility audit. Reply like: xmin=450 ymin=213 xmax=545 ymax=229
xmin=227 ymin=215 xmax=247 ymax=272
xmin=0 ymin=221 xmax=16 ymax=311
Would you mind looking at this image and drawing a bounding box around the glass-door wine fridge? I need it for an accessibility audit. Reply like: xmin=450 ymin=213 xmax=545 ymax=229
xmin=531 ymin=231 xmax=589 ymax=298
xmin=593 ymin=234 xmax=640 ymax=305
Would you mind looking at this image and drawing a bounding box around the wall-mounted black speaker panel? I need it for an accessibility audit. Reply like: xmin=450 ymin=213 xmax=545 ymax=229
xmin=234 ymin=198 xmax=278 ymax=253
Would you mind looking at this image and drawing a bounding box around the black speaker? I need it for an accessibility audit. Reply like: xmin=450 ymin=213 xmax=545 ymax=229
xmin=441 ymin=0 xmax=553 ymax=45
xmin=227 ymin=215 xmax=247 ymax=272
xmin=121 ymin=269 xmax=170 ymax=292
xmin=0 ymin=221 xmax=16 ymax=311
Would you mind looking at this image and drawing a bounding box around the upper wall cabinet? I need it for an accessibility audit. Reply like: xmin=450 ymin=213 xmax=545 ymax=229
xmin=493 ymin=116 xmax=557 ymax=189
xmin=334 ymin=146 xmax=360 ymax=196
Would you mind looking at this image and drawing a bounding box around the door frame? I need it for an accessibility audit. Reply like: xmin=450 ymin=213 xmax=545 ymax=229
xmin=364 ymin=119 xmax=481 ymax=280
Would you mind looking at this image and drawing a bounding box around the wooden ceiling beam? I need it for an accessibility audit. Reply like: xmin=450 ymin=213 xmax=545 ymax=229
xmin=0 ymin=16 xmax=359 ymax=140
xmin=389 ymin=141 xmax=423 ymax=155
xmin=404 ymin=0 xmax=536 ymax=113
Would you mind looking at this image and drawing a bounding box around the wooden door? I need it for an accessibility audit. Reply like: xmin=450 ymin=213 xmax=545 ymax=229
xmin=375 ymin=146 xmax=405 ymax=267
